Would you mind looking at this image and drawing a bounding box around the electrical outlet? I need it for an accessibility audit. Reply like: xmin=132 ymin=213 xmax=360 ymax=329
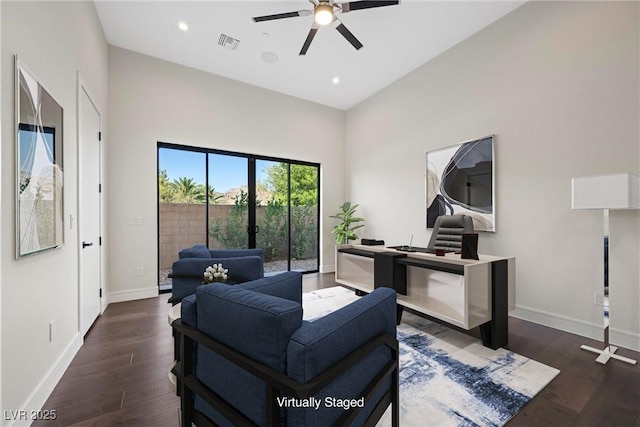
xmin=49 ymin=321 xmax=55 ymax=342
xmin=594 ymin=291 xmax=605 ymax=306
xmin=136 ymin=266 xmax=144 ymax=276
xmin=129 ymin=216 xmax=144 ymax=225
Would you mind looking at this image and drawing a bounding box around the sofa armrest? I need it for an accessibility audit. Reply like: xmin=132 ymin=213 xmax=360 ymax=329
xmin=181 ymin=294 xmax=197 ymax=327
xmin=287 ymin=287 xmax=396 ymax=383
xmin=209 ymin=248 xmax=264 ymax=263
xmin=237 ymin=271 xmax=302 ymax=304
xmin=171 ymin=256 xmax=264 ymax=282
xmin=286 ymin=287 xmax=397 ymax=427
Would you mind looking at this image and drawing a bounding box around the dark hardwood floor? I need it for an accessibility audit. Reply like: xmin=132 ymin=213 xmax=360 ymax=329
xmin=36 ymin=273 xmax=640 ymax=426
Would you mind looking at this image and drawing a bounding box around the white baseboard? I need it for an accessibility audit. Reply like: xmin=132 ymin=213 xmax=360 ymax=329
xmin=6 ymin=334 xmax=83 ymax=427
xmin=107 ymin=286 xmax=158 ymax=304
xmin=610 ymin=328 xmax=640 ymax=353
xmin=320 ymin=263 xmax=335 ymax=274
xmin=511 ymin=305 xmax=640 ymax=352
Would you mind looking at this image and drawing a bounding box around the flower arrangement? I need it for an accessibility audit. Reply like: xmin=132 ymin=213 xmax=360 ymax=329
xmin=203 ymin=263 xmax=229 ymax=283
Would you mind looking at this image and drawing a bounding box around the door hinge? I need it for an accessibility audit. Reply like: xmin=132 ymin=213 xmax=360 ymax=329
xmin=99 ymin=288 xmax=103 ymax=298
xmin=99 ymin=236 xmax=102 ymax=246
xmin=98 ymin=131 xmax=102 ymax=141
xmin=99 ymin=184 xmax=102 ymax=193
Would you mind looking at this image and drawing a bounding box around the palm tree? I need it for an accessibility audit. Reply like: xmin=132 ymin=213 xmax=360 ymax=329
xmin=200 ymin=183 xmax=224 ymax=204
xmin=171 ymin=177 xmax=205 ymax=203
xmin=158 ymin=169 xmax=175 ymax=203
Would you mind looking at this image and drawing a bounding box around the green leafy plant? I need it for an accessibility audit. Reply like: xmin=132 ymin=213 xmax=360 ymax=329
xmin=330 ymin=202 xmax=365 ymax=245
xmin=257 ymin=199 xmax=287 ymax=262
xmin=209 ymin=190 xmax=249 ymax=249
xmin=291 ymin=205 xmax=317 ymax=259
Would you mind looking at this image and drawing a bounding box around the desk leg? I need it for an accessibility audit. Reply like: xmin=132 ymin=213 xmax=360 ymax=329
xmin=480 ymin=259 xmax=509 ymax=350
xmin=396 ymin=306 xmax=404 ymax=325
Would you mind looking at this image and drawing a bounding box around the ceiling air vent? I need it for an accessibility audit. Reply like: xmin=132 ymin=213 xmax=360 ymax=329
xmin=218 ymin=34 xmax=240 ymax=50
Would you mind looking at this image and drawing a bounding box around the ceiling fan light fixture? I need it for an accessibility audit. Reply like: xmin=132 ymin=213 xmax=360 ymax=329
xmin=314 ymin=3 xmax=333 ymax=26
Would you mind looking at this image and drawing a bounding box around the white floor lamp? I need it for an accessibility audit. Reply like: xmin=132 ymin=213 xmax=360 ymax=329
xmin=571 ymin=173 xmax=639 ymax=365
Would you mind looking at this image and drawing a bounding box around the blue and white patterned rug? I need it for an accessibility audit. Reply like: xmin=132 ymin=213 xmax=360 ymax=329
xmin=302 ymin=287 xmax=560 ymax=427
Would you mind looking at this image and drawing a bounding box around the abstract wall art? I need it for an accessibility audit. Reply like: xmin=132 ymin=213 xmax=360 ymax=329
xmin=426 ymin=135 xmax=495 ymax=231
xmin=16 ymin=56 xmax=64 ymax=258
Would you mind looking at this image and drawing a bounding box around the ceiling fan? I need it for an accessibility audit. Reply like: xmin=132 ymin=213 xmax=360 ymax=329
xmin=252 ymin=1 xmax=400 ymax=55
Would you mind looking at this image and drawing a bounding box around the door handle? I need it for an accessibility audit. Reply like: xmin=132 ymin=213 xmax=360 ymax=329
xmin=82 ymin=241 xmax=94 ymax=248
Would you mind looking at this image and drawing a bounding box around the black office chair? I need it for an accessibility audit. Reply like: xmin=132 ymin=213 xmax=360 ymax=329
xmin=427 ymin=214 xmax=474 ymax=251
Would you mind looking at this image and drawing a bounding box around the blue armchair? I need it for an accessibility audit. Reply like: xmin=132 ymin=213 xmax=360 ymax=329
xmin=172 ymin=272 xmax=399 ymax=427
xmin=170 ymin=245 xmax=265 ymax=303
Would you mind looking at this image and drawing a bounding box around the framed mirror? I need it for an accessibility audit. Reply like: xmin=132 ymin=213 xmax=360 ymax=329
xmin=16 ymin=56 xmax=64 ymax=258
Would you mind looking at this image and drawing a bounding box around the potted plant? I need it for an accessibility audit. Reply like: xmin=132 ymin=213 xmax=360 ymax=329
xmin=330 ymin=202 xmax=365 ymax=244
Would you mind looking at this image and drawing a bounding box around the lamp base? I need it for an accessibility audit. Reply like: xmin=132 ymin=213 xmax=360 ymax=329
xmin=580 ymin=344 xmax=637 ymax=365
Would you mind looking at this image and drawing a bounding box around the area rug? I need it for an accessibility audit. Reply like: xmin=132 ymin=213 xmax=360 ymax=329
xmin=302 ymin=287 xmax=560 ymax=427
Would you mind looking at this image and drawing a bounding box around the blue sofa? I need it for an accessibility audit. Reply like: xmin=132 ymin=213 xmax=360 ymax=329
xmin=170 ymin=244 xmax=264 ymax=303
xmin=173 ymin=272 xmax=399 ymax=427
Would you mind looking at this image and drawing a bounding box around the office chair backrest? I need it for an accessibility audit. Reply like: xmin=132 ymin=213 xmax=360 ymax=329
xmin=427 ymin=214 xmax=475 ymax=250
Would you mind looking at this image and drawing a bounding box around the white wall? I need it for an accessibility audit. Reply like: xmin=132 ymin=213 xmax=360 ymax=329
xmin=106 ymin=47 xmax=345 ymax=302
xmin=0 ymin=0 xmax=3 ymax=411
xmin=345 ymin=1 xmax=640 ymax=350
xmin=0 ymin=1 xmax=108 ymax=420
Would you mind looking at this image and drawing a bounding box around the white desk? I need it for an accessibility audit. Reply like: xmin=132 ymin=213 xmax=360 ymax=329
xmin=335 ymin=244 xmax=515 ymax=349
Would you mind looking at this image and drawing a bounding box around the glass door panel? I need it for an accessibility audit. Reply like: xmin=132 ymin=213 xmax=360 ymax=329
xmin=289 ymin=164 xmax=319 ymax=272
xmin=256 ymin=160 xmax=290 ymax=274
xmin=208 ymin=153 xmax=249 ymax=249
xmin=158 ymin=147 xmax=206 ymax=291
xmin=158 ymin=144 xmax=320 ymax=293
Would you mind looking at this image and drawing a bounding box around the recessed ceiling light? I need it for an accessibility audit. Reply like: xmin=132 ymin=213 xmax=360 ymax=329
xmin=332 ymin=77 xmax=340 ymax=84
xmin=261 ymin=51 xmax=279 ymax=64
xmin=178 ymin=22 xmax=189 ymax=32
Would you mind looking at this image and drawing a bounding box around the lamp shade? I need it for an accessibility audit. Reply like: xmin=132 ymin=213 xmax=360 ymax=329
xmin=571 ymin=173 xmax=640 ymax=210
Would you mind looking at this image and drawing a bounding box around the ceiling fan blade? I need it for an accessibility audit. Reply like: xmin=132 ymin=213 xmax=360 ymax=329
xmin=299 ymin=22 xmax=320 ymax=55
xmin=335 ymin=21 xmax=363 ymax=50
xmin=340 ymin=1 xmax=399 ymax=13
xmin=252 ymin=10 xmax=312 ymax=22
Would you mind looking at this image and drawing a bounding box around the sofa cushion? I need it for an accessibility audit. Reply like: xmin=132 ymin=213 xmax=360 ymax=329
xmin=179 ymin=244 xmax=211 ymax=259
xmin=194 ymin=284 xmax=303 ymax=426
xmin=237 ymin=271 xmax=302 ymax=304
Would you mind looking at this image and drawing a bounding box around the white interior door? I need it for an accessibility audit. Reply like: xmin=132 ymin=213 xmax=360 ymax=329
xmin=79 ymin=84 xmax=102 ymax=336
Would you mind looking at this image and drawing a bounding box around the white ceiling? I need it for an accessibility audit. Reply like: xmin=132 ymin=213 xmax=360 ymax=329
xmin=95 ymin=1 xmax=525 ymax=110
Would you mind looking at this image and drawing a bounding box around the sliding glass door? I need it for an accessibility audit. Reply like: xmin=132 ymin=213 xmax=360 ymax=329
xmin=208 ymin=153 xmax=249 ymax=249
xmin=256 ymin=159 xmax=290 ymax=272
xmin=289 ymin=164 xmax=319 ymax=272
xmin=158 ymin=148 xmax=206 ymax=291
xmin=157 ymin=143 xmax=320 ymax=290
